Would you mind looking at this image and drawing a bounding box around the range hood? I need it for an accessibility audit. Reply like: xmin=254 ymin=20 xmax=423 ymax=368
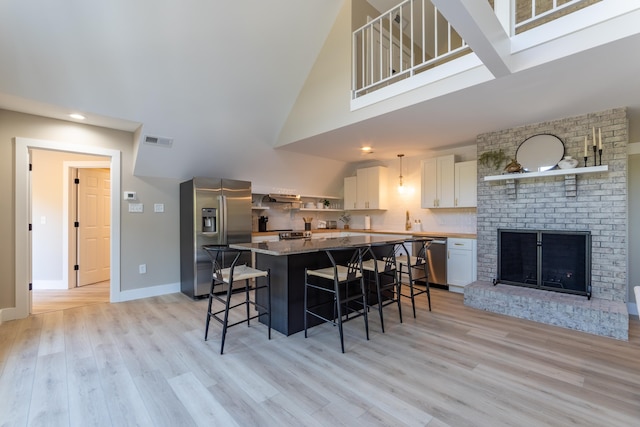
xmin=265 ymin=193 xmax=301 ymax=203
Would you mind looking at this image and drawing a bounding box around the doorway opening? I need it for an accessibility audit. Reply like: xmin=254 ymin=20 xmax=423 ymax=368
xmin=30 ymin=150 xmax=113 ymax=314
xmin=14 ymin=137 xmax=122 ymax=320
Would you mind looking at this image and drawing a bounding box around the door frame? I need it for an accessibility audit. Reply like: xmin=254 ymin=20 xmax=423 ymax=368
xmin=13 ymin=137 xmax=122 ymax=320
xmin=64 ymin=161 xmax=111 ymax=289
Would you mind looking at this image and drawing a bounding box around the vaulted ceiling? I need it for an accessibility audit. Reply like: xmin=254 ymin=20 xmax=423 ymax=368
xmin=1 ymin=0 xmax=639 ymax=180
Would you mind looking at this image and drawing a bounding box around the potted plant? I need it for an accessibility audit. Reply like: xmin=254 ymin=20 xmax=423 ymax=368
xmin=323 ymin=199 xmax=331 ymax=208
xmin=478 ymin=149 xmax=508 ymax=171
xmin=339 ymin=212 xmax=351 ymax=229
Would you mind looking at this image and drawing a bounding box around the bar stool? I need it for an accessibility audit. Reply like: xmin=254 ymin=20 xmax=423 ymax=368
xmin=304 ymin=247 xmax=369 ymax=353
xmin=396 ymin=238 xmax=432 ymax=317
xmin=361 ymin=241 xmax=402 ymax=333
xmin=203 ymin=245 xmax=271 ymax=354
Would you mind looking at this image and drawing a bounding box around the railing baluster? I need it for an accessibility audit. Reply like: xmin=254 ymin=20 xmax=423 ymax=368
xmin=410 ymin=1 xmax=414 ymax=74
xmin=421 ymin=0 xmax=426 ymax=64
xmin=434 ymin=6 xmax=438 ymax=57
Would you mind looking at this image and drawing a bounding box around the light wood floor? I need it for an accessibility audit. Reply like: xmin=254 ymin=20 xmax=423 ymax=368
xmin=31 ymin=281 xmax=110 ymax=315
xmin=1 ymin=288 xmax=638 ymax=426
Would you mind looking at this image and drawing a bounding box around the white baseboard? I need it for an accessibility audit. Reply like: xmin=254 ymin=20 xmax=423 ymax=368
xmin=32 ymin=279 xmax=68 ymax=290
xmin=116 ymin=282 xmax=181 ymax=302
xmin=0 ymin=307 xmax=19 ymax=323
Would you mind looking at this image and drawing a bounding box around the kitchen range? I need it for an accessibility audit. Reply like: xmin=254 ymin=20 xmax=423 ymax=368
xmin=279 ymin=231 xmax=312 ymax=240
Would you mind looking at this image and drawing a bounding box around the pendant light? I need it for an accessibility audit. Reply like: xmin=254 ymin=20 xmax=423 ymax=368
xmin=397 ymin=154 xmax=405 ymax=193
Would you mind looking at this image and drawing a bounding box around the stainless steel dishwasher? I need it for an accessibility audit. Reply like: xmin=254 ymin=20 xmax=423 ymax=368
xmin=413 ymin=236 xmax=447 ymax=287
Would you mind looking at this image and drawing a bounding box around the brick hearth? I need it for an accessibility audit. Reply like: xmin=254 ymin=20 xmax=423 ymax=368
xmin=464 ymin=281 xmax=628 ymax=340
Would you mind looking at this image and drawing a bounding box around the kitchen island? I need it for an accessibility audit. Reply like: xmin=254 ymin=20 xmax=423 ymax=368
xmin=230 ymin=235 xmax=405 ymax=336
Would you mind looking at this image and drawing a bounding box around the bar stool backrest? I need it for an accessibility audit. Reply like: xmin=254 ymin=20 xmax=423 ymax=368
xmin=326 ymin=248 xmax=362 ymax=280
xmin=365 ymin=243 xmax=397 ymax=273
xmin=203 ymin=246 xmax=242 ymax=284
xmin=415 ymin=240 xmax=430 ymax=266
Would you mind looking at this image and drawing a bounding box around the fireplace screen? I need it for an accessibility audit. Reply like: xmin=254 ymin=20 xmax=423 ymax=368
xmin=497 ymin=229 xmax=591 ymax=298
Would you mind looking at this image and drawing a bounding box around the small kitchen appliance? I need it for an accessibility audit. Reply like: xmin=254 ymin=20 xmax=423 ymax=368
xmin=258 ymin=216 xmax=268 ymax=232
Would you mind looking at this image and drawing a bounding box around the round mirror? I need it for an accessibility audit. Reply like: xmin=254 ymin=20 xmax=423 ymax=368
xmin=516 ymin=134 xmax=565 ymax=172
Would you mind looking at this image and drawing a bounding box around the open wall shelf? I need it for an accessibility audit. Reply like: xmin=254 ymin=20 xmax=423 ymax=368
xmin=483 ymin=165 xmax=608 ymax=182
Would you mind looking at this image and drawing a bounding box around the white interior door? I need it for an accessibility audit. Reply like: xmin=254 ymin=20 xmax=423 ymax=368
xmin=77 ymin=168 xmax=110 ymax=286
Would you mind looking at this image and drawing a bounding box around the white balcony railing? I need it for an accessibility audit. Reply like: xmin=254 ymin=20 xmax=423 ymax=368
xmin=352 ymin=0 xmax=469 ymax=100
xmin=513 ymin=0 xmax=601 ymax=35
xmin=352 ymin=0 xmax=601 ymax=100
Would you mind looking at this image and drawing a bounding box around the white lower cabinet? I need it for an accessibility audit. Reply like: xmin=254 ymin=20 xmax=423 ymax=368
xmin=446 ymin=238 xmax=477 ymax=293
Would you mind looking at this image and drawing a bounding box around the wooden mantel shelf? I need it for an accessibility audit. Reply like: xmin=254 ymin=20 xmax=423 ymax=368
xmin=483 ymin=165 xmax=608 ymax=182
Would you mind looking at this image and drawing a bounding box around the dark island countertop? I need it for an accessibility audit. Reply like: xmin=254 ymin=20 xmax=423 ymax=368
xmin=231 ymin=235 xmax=407 ymax=256
xmin=251 ymin=229 xmax=477 ymax=240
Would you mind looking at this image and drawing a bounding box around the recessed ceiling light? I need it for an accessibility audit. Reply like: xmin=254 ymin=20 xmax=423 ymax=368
xmin=69 ymin=113 xmax=85 ymax=120
xmin=361 ymin=146 xmax=372 ymax=152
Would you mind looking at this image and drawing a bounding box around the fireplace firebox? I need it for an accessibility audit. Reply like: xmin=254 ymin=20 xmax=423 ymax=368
xmin=496 ymin=229 xmax=591 ymax=299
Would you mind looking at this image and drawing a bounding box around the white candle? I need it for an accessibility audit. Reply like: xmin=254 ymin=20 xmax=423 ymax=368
xmin=593 ymin=127 xmax=596 ymax=147
xmin=599 ymin=128 xmax=602 ymax=150
xmin=584 ymin=136 xmax=587 ymax=156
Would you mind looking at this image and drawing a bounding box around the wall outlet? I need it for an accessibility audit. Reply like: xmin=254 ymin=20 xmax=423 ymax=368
xmin=139 ymin=264 xmax=147 ymax=274
xmin=154 ymin=203 xmax=164 ymax=213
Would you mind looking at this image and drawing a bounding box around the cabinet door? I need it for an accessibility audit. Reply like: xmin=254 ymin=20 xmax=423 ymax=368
xmin=447 ymin=238 xmax=477 ymax=288
xmin=421 ymin=156 xmax=454 ymax=208
xmin=366 ymin=166 xmax=388 ymax=209
xmin=355 ymin=166 xmax=388 ymax=210
xmin=421 ymin=158 xmax=438 ymax=208
xmin=356 ymin=168 xmax=369 ymax=209
xmin=454 ymin=160 xmax=477 ymax=207
xmin=438 ymin=155 xmax=455 ymax=208
xmin=344 ymin=176 xmax=357 ymax=210
xmin=447 ymin=249 xmax=474 ymax=286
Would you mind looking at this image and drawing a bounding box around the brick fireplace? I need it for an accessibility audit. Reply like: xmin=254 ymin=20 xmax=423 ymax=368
xmin=465 ymin=108 xmax=629 ymax=340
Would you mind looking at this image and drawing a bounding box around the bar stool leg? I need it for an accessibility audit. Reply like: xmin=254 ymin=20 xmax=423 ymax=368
xmin=335 ymin=280 xmax=345 ymax=353
xmin=360 ymin=275 xmax=369 ymax=341
xmin=245 ymin=278 xmax=251 ymax=327
xmin=220 ymin=280 xmax=234 ymax=355
xmin=266 ymin=271 xmax=272 ymax=340
xmin=204 ymin=283 xmax=214 ymax=341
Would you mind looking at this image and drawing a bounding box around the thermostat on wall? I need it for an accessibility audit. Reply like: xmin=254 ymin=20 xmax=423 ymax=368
xmin=123 ymin=191 xmax=137 ymax=201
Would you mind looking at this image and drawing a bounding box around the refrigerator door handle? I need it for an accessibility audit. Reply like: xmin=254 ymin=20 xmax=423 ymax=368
xmin=218 ymin=195 xmax=227 ymax=242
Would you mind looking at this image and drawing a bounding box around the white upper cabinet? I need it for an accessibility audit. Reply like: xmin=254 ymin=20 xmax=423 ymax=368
xmin=421 ymin=155 xmax=455 ymax=208
xmin=454 ymin=160 xmax=477 ymax=208
xmin=422 ymin=156 xmax=477 ymax=209
xmin=347 ymin=166 xmax=388 ymax=210
xmin=343 ymin=176 xmax=357 ymax=210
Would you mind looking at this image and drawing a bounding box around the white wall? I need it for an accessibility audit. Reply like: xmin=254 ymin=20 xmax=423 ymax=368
xmin=259 ymin=144 xmax=478 ymax=234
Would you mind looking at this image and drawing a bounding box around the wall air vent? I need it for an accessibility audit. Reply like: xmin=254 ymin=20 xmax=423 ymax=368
xmin=143 ymin=135 xmax=173 ymax=148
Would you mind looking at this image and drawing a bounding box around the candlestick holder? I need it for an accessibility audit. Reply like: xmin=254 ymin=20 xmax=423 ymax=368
xmin=592 ymin=145 xmax=597 ymax=167
xmin=598 ymin=149 xmax=602 ymax=166
xmin=584 ymin=156 xmax=588 ymax=167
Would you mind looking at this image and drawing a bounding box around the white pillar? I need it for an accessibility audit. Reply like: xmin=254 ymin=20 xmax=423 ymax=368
xmin=494 ymin=0 xmax=513 ymax=35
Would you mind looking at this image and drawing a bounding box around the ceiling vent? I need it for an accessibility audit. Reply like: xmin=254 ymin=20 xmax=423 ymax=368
xmin=143 ymin=135 xmax=173 ymax=148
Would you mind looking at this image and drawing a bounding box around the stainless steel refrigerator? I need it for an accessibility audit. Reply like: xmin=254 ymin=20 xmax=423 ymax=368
xmin=180 ymin=177 xmax=252 ymax=298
